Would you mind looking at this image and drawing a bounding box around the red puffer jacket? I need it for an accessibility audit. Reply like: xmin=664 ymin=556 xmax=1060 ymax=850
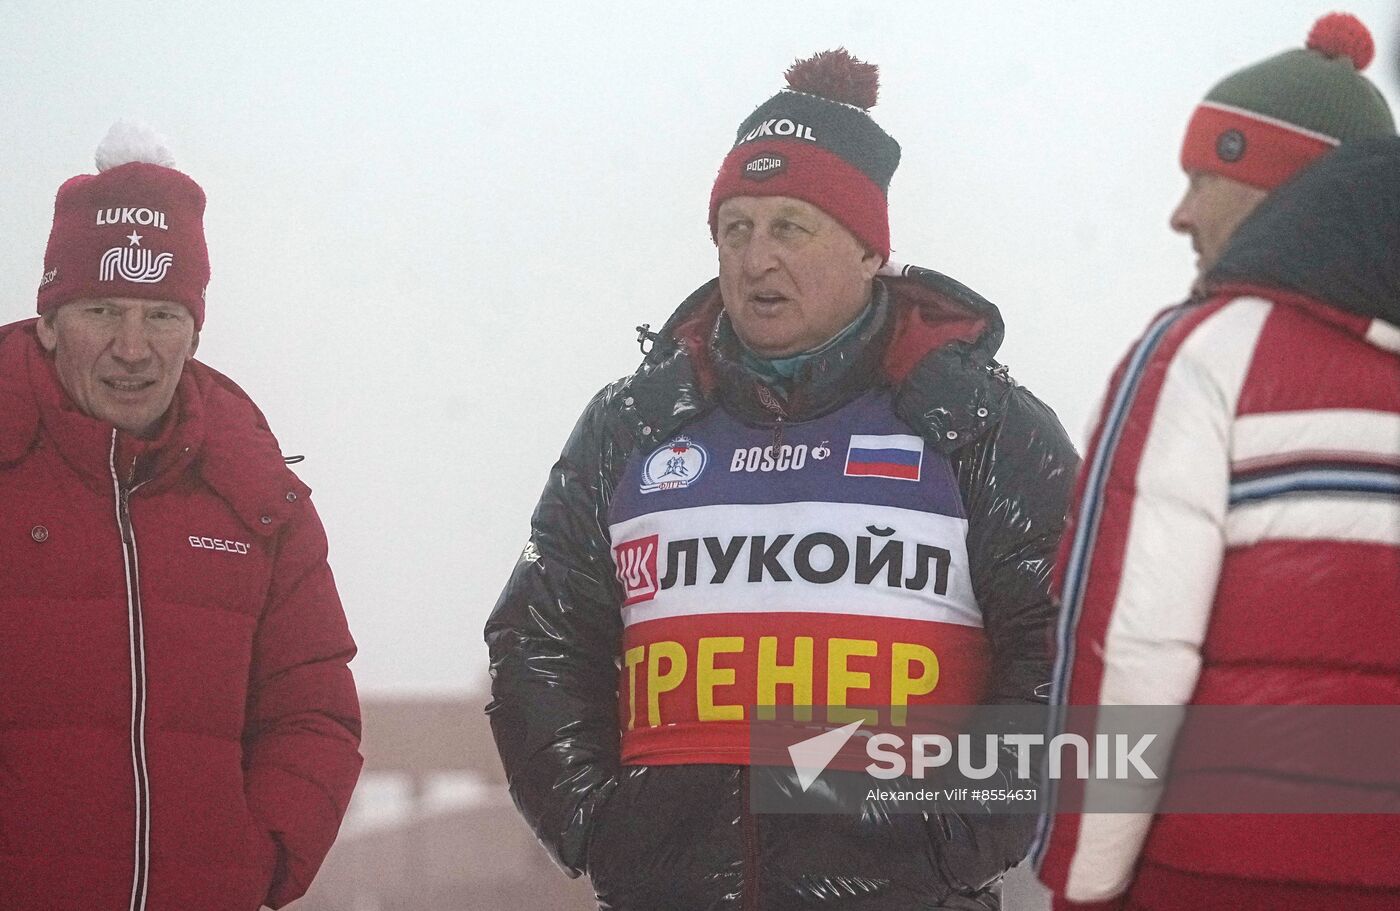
xmin=0 ymin=318 xmax=362 ymax=911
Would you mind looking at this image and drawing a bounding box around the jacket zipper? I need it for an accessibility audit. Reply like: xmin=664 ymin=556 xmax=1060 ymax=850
xmin=754 ymin=384 xmax=788 ymax=453
xmin=109 ymin=431 xmax=151 ymax=911
xmin=741 ymin=767 xmax=759 ymax=911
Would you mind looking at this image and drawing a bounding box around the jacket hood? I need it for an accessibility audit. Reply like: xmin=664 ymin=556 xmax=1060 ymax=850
xmin=0 ymin=318 xmax=306 ymax=537
xmin=1208 ymin=136 xmax=1400 ymax=329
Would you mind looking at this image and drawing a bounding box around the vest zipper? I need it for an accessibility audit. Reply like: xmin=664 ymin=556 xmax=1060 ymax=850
xmin=109 ymin=431 xmax=151 ymax=911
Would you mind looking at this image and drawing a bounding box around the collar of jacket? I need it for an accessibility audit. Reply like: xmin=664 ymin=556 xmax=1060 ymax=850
xmin=705 ymin=283 xmax=894 ymax=425
xmin=619 ymin=263 xmax=1016 ymax=454
xmin=0 ymin=318 xmax=307 ymax=538
xmin=1206 ymin=136 xmax=1400 ymax=336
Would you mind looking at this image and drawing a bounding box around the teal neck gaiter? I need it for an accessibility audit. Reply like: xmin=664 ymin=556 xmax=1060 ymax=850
xmin=738 ymin=293 xmax=879 ymax=395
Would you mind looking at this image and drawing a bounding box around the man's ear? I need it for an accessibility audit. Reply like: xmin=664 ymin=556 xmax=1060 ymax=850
xmin=187 ymin=330 xmax=200 ymax=360
xmin=36 ymin=314 xmax=58 ymax=352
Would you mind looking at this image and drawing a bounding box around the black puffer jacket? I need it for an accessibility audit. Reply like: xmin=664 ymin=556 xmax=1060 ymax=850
xmin=486 ymin=265 xmax=1079 ymax=910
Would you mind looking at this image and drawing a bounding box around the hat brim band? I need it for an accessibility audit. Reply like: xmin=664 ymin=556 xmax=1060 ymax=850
xmin=709 ymin=140 xmax=890 ymax=262
xmin=1181 ymin=103 xmax=1338 ymax=190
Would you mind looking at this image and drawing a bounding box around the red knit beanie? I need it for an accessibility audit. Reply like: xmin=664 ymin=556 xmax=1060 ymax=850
xmin=710 ymin=49 xmax=901 ymax=262
xmin=1180 ymin=13 xmax=1395 ymax=190
xmin=37 ymin=121 xmax=210 ymax=328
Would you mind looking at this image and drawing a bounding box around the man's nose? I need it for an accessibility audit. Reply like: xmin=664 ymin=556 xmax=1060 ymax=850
xmin=742 ymin=230 xmax=781 ymax=275
xmin=111 ymin=311 xmax=153 ymax=364
xmin=1169 ymin=191 xmax=1194 ymax=235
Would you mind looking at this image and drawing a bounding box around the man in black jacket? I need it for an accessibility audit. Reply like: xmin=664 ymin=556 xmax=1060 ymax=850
xmin=487 ymin=49 xmax=1078 ymax=910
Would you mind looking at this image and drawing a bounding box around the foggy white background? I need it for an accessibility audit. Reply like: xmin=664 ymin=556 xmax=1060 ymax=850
xmin=4 ymin=1 xmax=1396 ymax=695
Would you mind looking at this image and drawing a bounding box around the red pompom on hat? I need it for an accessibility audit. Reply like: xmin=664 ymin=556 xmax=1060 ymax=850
xmin=37 ymin=121 xmax=210 ymax=329
xmin=710 ymin=48 xmax=901 ymax=262
xmin=1306 ymin=12 xmax=1374 ymax=69
xmin=784 ymin=49 xmax=880 ymax=110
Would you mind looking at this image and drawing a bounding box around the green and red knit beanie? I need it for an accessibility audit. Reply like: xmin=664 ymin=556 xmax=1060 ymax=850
xmin=1181 ymin=12 xmax=1395 ymax=189
xmin=709 ymin=49 xmax=901 ymax=262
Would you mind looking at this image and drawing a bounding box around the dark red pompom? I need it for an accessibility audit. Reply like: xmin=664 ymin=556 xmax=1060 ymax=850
xmin=1306 ymin=12 xmax=1374 ymax=70
xmin=784 ymin=48 xmax=879 ymax=110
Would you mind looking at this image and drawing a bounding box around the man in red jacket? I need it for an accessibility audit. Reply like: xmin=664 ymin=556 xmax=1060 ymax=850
xmin=1035 ymin=13 xmax=1399 ymax=911
xmin=0 ymin=122 xmax=362 ymax=911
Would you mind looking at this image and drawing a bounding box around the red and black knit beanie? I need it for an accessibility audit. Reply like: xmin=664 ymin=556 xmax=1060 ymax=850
xmin=38 ymin=121 xmax=210 ymax=329
xmin=709 ymin=49 xmax=901 ymax=262
xmin=1181 ymin=12 xmax=1395 ymax=190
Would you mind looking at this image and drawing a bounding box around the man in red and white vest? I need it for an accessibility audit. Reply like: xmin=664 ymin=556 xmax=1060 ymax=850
xmin=1035 ymin=13 xmax=1400 ymax=911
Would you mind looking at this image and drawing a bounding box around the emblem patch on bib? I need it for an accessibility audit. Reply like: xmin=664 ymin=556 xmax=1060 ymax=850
xmin=641 ymin=436 xmax=710 ymax=493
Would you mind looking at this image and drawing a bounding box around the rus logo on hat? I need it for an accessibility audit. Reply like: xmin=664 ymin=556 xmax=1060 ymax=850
xmin=99 ymin=233 xmax=175 ymax=284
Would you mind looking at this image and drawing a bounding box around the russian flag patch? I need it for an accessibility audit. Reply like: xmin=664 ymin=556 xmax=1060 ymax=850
xmin=844 ymin=434 xmax=924 ymax=482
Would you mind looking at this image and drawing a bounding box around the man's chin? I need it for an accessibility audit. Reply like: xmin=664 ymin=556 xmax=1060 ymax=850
xmin=1188 ymin=256 xmax=1212 ymax=293
xmin=732 ymin=322 xmax=801 ymax=359
xmin=98 ymin=405 xmax=165 ymax=439
xmin=743 ymin=338 xmax=803 ymax=359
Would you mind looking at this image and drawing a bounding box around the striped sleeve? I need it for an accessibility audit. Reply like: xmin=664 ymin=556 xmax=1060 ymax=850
xmin=1034 ymin=297 xmax=1273 ymax=905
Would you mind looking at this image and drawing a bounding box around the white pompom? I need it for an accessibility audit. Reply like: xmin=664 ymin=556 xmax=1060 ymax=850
xmin=94 ymin=120 xmax=177 ymax=172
